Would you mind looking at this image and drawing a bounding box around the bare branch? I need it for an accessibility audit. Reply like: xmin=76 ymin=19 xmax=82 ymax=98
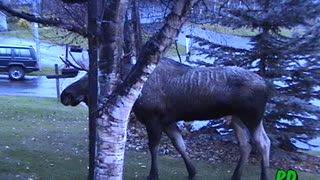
xmin=69 ymin=51 xmax=88 ymax=70
xmin=119 ymin=0 xmax=200 ymax=95
xmin=60 ymin=56 xmax=88 ymax=72
xmin=0 ymin=2 xmax=89 ymax=37
xmin=61 ymin=0 xmax=88 ymax=4
xmin=174 ymin=40 xmax=182 ymax=63
xmin=55 ymin=0 xmax=87 ymax=29
xmin=295 ymin=137 xmax=319 ymax=148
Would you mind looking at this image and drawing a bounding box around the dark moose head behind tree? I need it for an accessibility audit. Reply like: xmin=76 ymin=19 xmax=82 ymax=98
xmin=192 ymin=0 xmax=320 ymax=150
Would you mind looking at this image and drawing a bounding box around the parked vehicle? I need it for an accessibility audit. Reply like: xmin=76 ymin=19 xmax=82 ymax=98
xmin=0 ymin=45 xmax=40 ymax=80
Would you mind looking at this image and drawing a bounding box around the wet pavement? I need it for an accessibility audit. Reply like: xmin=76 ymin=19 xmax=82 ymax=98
xmin=0 ymin=73 xmax=85 ymax=98
xmin=178 ymin=26 xmax=252 ymax=50
xmin=0 ymin=36 xmax=86 ymax=98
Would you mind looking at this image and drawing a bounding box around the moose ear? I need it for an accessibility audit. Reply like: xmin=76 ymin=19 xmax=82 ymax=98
xmin=61 ymin=0 xmax=87 ymax=3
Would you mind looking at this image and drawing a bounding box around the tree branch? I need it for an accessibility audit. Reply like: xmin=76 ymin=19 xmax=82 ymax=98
xmin=56 ymin=0 xmax=87 ymax=30
xmin=119 ymin=0 xmax=200 ymax=96
xmin=61 ymin=0 xmax=88 ymax=3
xmin=0 ymin=2 xmax=89 ymax=37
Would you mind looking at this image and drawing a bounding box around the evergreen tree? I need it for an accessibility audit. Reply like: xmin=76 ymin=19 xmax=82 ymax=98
xmin=193 ymin=0 xmax=320 ymax=150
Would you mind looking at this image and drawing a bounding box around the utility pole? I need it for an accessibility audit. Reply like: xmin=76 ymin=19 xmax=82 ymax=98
xmin=32 ymin=0 xmax=41 ymax=68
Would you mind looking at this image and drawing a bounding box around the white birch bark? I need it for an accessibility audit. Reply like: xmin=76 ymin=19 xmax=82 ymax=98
xmin=95 ymin=0 xmax=199 ymax=179
xmin=95 ymin=0 xmax=129 ymax=179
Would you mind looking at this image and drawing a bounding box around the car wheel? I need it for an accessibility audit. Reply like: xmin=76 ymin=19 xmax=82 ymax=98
xmin=8 ymin=66 xmax=25 ymax=80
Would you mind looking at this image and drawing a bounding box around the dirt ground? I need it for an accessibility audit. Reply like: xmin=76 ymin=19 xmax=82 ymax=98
xmin=126 ymin=121 xmax=320 ymax=175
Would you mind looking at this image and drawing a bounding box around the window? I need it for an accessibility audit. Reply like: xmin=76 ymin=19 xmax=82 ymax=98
xmin=0 ymin=48 xmax=11 ymax=56
xmin=15 ymin=49 xmax=31 ymax=57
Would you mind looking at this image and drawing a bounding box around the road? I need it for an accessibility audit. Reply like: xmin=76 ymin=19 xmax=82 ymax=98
xmin=0 ymin=36 xmax=67 ymax=66
xmin=0 ymin=36 xmax=86 ymax=98
xmin=178 ymin=26 xmax=252 ymax=50
xmin=0 ymin=73 xmax=85 ymax=98
xmin=168 ymin=26 xmax=252 ymax=65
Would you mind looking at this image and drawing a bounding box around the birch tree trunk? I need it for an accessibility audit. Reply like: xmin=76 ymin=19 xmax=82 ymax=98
xmin=95 ymin=0 xmax=199 ymax=179
xmin=95 ymin=0 xmax=128 ymax=179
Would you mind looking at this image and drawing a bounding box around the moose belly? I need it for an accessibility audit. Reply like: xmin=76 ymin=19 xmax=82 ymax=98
xmin=173 ymin=103 xmax=234 ymax=121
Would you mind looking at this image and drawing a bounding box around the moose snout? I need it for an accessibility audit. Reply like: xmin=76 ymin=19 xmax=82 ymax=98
xmin=60 ymin=91 xmax=73 ymax=106
xmin=60 ymin=90 xmax=86 ymax=106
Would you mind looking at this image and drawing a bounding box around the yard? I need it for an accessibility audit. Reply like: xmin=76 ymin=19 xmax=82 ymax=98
xmin=0 ymin=96 xmax=319 ymax=179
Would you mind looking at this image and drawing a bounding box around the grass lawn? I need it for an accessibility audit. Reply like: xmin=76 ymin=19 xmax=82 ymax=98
xmin=165 ymin=43 xmax=187 ymax=56
xmin=0 ymin=96 xmax=319 ymax=180
xmin=299 ymin=150 xmax=320 ymax=157
xmin=0 ymin=27 xmax=87 ymax=48
xmin=187 ymin=23 xmax=305 ymax=37
xmin=187 ymin=23 xmax=259 ymax=37
xmin=0 ymin=66 xmax=58 ymax=77
xmin=29 ymin=66 xmax=56 ymax=76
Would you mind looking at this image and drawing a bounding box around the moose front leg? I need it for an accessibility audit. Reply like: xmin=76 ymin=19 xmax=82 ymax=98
xmin=146 ymin=121 xmax=163 ymax=180
xmin=164 ymin=123 xmax=197 ymax=180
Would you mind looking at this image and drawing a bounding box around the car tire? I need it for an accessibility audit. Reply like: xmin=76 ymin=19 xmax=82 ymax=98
xmin=8 ymin=66 xmax=25 ymax=80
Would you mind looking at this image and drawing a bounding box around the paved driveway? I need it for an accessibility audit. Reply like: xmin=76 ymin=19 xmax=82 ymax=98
xmin=0 ymin=36 xmax=85 ymax=98
xmin=0 ymin=73 xmax=85 ymax=98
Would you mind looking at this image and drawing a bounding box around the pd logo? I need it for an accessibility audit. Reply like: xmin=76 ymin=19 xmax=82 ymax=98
xmin=275 ymin=170 xmax=298 ymax=180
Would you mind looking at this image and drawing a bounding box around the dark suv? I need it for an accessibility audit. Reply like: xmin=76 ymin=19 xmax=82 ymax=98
xmin=0 ymin=45 xmax=40 ymax=80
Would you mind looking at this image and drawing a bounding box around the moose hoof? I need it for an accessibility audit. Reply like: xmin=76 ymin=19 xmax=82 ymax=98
xmin=188 ymin=175 xmax=197 ymax=180
xmin=261 ymin=176 xmax=270 ymax=180
xmin=147 ymin=175 xmax=159 ymax=180
xmin=188 ymin=168 xmax=197 ymax=180
xmin=230 ymin=176 xmax=241 ymax=180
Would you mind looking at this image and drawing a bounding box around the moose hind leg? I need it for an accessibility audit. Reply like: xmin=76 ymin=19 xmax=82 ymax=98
xmin=146 ymin=122 xmax=163 ymax=180
xmin=231 ymin=117 xmax=252 ymax=180
xmin=253 ymin=121 xmax=271 ymax=180
xmin=164 ymin=123 xmax=196 ymax=180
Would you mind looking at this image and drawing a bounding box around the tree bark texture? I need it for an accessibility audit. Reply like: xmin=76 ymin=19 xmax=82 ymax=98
xmin=95 ymin=0 xmax=129 ymax=179
xmin=98 ymin=0 xmax=128 ymax=97
xmin=132 ymin=0 xmax=142 ymax=58
xmin=95 ymin=0 xmax=199 ymax=179
xmin=87 ymin=0 xmax=100 ymax=179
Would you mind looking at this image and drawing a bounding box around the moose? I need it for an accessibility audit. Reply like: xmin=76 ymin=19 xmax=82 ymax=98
xmin=61 ymin=58 xmax=271 ymax=180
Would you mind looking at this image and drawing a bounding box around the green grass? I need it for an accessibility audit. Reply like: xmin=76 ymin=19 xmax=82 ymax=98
xmin=0 ymin=96 xmax=319 ymax=180
xmin=165 ymin=43 xmax=188 ymax=56
xmin=188 ymin=23 xmax=306 ymax=37
xmin=299 ymin=150 xmax=320 ymax=157
xmin=125 ymin=151 xmax=320 ymax=180
xmin=0 ymin=96 xmax=88 ymax=180
xmin=0 ymin=27 xmax=87 ymax=48
xmin=0 ymin=66 xmax=57 ymax=77
xmin=142 ymin=32 xmax=187 ymax=56
xmin=29 ymin=66 xmax=56 ymax=76
xmin=187 ymin=23 xmax=259 ymax=37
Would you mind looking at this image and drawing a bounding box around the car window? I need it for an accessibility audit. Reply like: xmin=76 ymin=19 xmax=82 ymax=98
xmin=15 ymin=48 xmax=31 ymax=57
xmin=0 ymin=48 xmax=11 ymax=56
